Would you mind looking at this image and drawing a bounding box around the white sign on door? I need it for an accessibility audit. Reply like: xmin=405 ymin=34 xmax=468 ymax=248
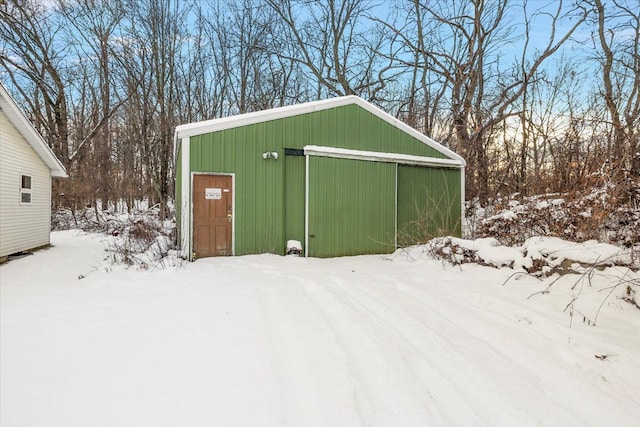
xmin=205 ymin=188 xmax=222 ymax=200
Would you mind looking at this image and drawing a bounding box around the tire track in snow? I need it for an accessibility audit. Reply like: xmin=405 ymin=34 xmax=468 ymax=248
xmin=295 ymin=275 xmax=479 ymax=426
xmin=340 ymin=268 xmax=639 ymax=427
xmin=329 ymin=275 xmax=582 ymax=426
xmin=389 ymin=272 xmax=640 ymax=425
xmin=252 ymin=263 xmax=365 ymax=427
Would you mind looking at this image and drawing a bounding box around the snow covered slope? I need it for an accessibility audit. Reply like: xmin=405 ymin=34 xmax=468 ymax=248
xmin=1 ymin=231 xmax=639 ymax=426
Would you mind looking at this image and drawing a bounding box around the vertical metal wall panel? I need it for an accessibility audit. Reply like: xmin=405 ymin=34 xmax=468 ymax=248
xmin=308 ymin=157 xmax=396 ymax=257
xmin=397 ymin=165 xmax=462 ymax=246
xmin=303 ymin=105 xmax=445 ymax=157
xmin=284 ymin=155 xmax=305 ymax=246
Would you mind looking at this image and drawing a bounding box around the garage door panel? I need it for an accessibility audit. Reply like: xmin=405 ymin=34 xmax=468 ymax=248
xmin=396 ymin=165 xmax=462 ymax=246
xmin=308 ymin=157 xmax=396 ymax=257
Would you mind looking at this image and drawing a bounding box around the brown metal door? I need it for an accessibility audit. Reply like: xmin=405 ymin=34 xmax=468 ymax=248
xmin=193 ymin=175 xmax=233 ymax=258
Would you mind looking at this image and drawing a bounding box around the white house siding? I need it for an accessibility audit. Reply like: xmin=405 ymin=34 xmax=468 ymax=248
xmin=0 ymin=110 xmax=52 ymax=257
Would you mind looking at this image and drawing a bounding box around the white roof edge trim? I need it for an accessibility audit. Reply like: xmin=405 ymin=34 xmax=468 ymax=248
xmin=173 ymin=95 xmax=466 ymax=166
xmin=304 ymin=145 xmax=464 ymax=168
xmin=174 ymin=96 xmax=357 ymax=140
xmin=0 ymin=83 xmax=68 ymax=177
xmin=348 ymin=97 xmax=466 ymax=167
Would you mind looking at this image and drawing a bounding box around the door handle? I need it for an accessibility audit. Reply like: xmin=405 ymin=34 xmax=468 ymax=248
xmin=227 ymin=214 xmax=232 ymax=223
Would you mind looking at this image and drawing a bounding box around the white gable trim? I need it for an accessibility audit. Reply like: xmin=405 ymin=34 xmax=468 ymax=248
xmin=0 ymin=83 xmax=67 ymax=177
xmin=173 ymin=95 xmax=466 ymax=166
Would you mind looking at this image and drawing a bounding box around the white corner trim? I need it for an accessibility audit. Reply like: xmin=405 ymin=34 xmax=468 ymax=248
xmin=461 ymin=166 xmax=466 ymax=234
xmin=232 ymin=174 xmax=236 ymax=256
xmin=394 ymin=163 xmax=398 ymax=249
xmin=304 ymin=154 xmax=310 ymax=258
xmin=303 ymin=145 xmax=464 ymax=168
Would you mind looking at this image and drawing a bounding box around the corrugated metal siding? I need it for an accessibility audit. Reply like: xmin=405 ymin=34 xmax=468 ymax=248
xmin=308 ymin=157 xmax=396 ymax=257
xmin=0 ymin=110 xmax=52 ymax=257
xmin=183 ymin=102 xmax=461 ymax=257
xmin=284 ymin=155 xmax=305 ymax=245
xmin=189 ymin=103 xmax=448 ymax=164
xmin=275 ymin=104 xmax=449 ymax=157
xmin=397 ymin=165 xmax=462 ymax=246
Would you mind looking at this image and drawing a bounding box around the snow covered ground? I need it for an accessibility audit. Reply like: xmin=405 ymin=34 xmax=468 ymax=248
xmin=1 ymin=231 xmax=639 ymax=426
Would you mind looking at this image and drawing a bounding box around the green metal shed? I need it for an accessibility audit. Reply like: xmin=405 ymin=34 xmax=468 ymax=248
xmin=174 ymin=96 xmax=465 ymax=260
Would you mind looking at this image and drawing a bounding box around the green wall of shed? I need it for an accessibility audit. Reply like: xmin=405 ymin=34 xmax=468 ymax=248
xmin=181 ymin=103 xmax=461 ymax=257
xmin=397 ymin=165 xmax=462 ymax=246
xmin=308 ymin=157 xmax=396 ymax=257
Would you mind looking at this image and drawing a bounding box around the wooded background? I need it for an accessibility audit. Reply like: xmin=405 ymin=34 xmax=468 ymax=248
xmin=1 ymin=0 xmax=638 ymax=219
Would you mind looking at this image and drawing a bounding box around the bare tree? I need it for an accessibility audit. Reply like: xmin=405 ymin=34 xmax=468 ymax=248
xmin=122 ymin=0 xmax=190 ymax=218
xmin=265 ymin=0 xmax=394 ymax=100
xmin=58 ymin=0 xmax=126 ymax=210
xmin=384 ymin=0 xmax=588 ymax=201
xmin=591 ymin=0 xmax=640 ymax=181
xmin=177 ymin=5 xmax=228 ymax=122
xmin=0 ymin=0 xmax=70 ymax=166
xmin=4 ymin=0 xmax=634 ymax=222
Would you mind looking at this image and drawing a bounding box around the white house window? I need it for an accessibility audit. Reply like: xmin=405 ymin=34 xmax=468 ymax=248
xmin=21 ymin=174 xmax=32 ymax=203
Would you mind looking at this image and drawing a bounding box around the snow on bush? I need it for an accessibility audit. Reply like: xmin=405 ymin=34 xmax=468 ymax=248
xmin=426 ymin=236 xmax=634 ymax=273
xmin=465 ymin=178 xmax=640 ymax=250
xmin=408 ymin=235 xmax=640 ymax=311
xmin=394 ymin=235 xmax=640 ymax=315
xmin=52 ymin=202 xmax=180 ymax=269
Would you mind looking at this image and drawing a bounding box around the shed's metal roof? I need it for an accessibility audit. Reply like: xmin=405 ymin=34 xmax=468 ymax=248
xmin=174 ymin=95 xmax=465 ymax=167
xmin=0 ymin=82 xmax=67 ymax=177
